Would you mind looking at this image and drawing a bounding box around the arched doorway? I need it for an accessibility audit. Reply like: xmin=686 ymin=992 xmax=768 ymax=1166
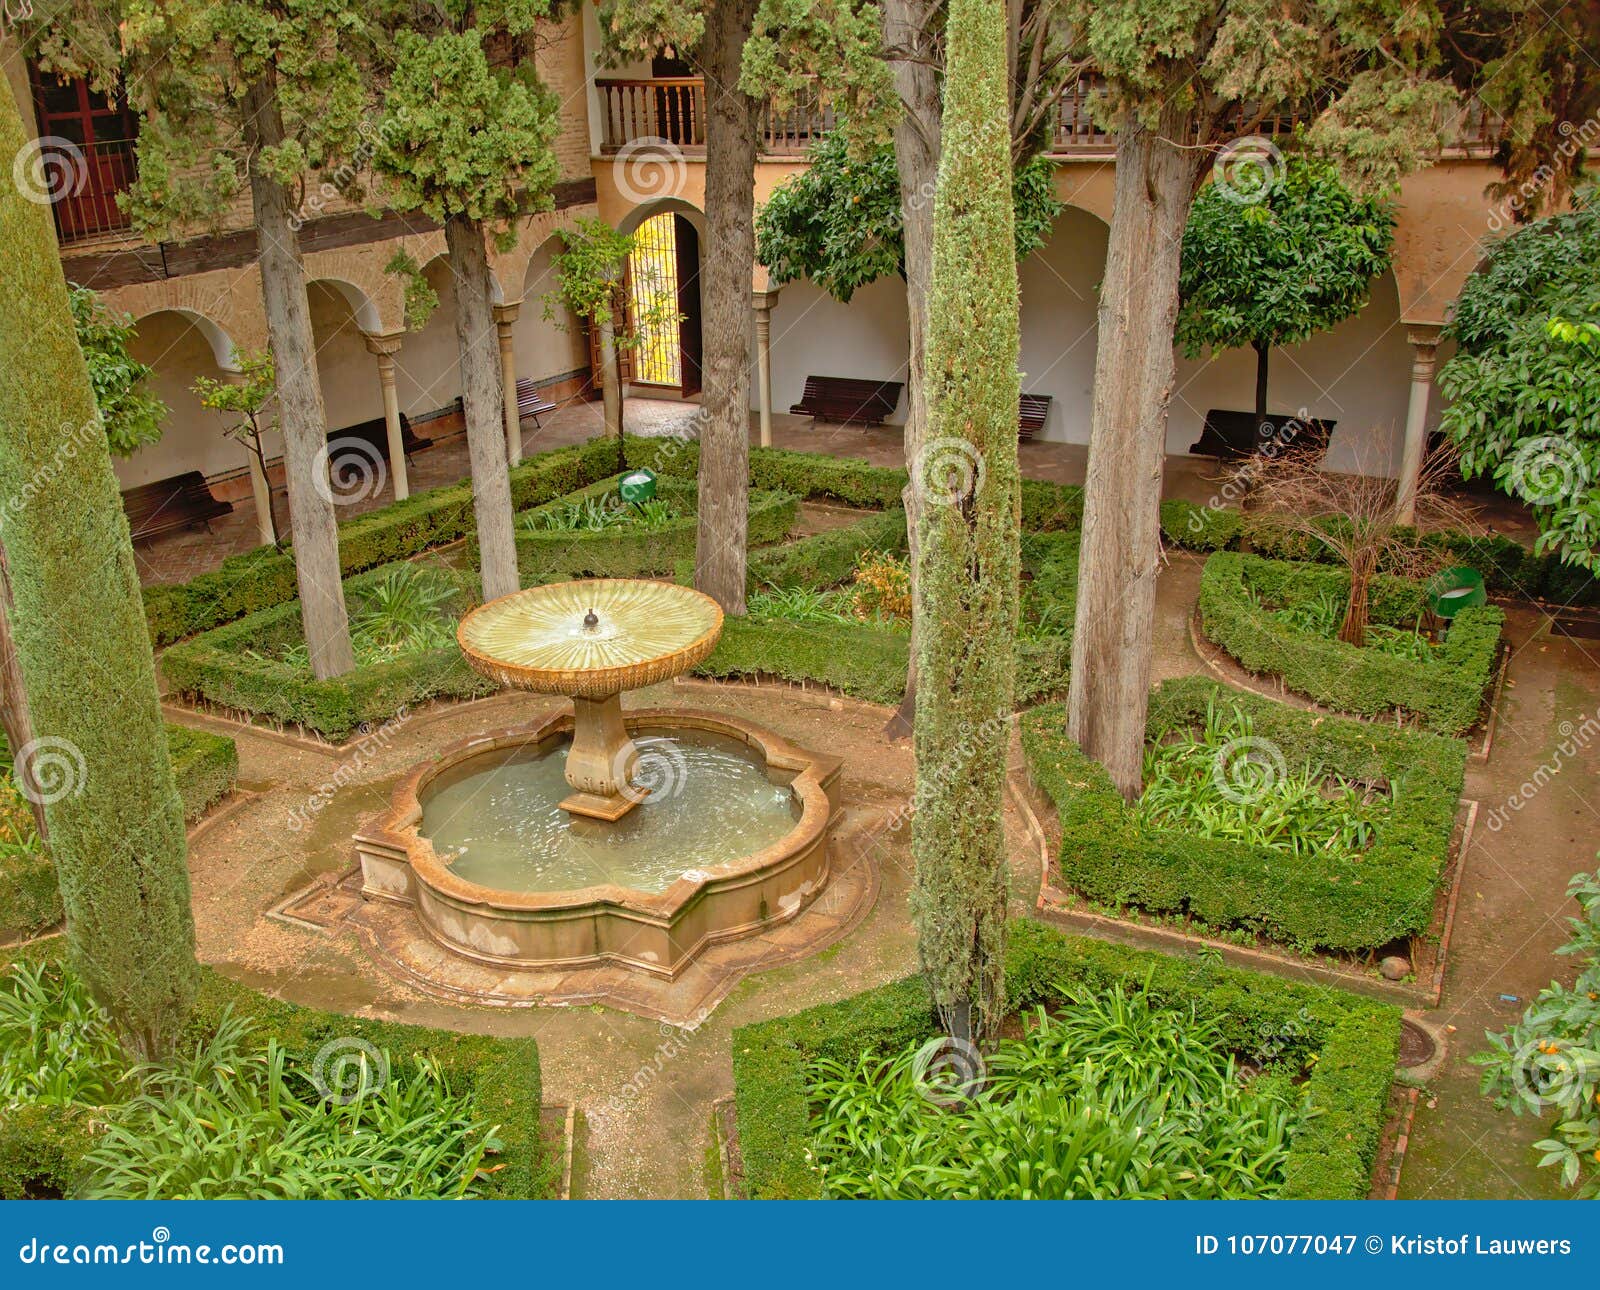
xmin=616 ymin=208 xmax=703 ymax=397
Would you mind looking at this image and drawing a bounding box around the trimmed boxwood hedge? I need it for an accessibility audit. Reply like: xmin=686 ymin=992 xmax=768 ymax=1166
xmin=143 ymin=436 xmax=627 ymax=646
xmin=514 ymin=476 xmax=798 ymax=582
xmin=162 ymin=562 xmax=494 ymax=741
xmin=731 ymin=918 xmax=1399 ymax=1200
xmin=1022 ymin=676 xmax=1466 ymax=953
xmin=0 ymin=946 xmax=550 ymax=1200
xmin=0 ymin=724 xmax=238 ymax=944
xmin=1161 ymin=497 xmax=1600 ymax=606
xmin=745 ymin=507 xmax=908 ymax=592
xmin=1200 ymin=551 xmax=1503 ymax=734
xmin=697 ymin=617 xmax=1071 ymax=708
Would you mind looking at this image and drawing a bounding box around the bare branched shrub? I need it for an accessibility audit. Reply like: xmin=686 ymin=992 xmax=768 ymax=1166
xmin=1232 ymin=442 xmax=1480 ymax=646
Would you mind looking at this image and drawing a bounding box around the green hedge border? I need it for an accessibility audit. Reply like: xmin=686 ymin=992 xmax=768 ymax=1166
xmin=0 ymin=949 xmax=549 ymax=1199
xmin=0 ymin=725 xmax=238 ymax=945
xmin=514 ymin=476 xmax=798 ymax=582
xmin=1199 ymin=551 xmax=1504 ymax=735
xmin=1162 ymin=497 xmax=1600 ymax=606
xmin=1022 ymin=676 xmax=1466 ymax=953
xmin=744 ymin=507 xmax=908 ymax=592
xmin=731 ymin=918 xmax=1399 ymax=1200
xmin=162 ymin=562 xmax=493 ymax=742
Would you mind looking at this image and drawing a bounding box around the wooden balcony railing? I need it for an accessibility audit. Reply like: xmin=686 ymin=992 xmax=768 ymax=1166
xmin=601 ymin=75 xmax=1504 ymax=160
xmin=47 ymin=136 xmax=137 ymax=244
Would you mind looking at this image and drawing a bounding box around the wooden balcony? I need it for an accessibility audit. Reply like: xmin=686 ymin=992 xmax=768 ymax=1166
xmin=600 ymin=75 xmax=1502 ymax=160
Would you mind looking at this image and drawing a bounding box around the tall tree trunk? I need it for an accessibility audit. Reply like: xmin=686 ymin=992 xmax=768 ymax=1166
xmin=599 ymin=309 xmax=625 ymax=473
xmin=0 ymin=543 xmax=46 ymax=838
xmin=1067 ymin=107 xmax=1202 ymax=800
xmin=0 ymin=86 xmax=197 ymax=1056
xmin=1253 ymin=339 xmax=1270 ymax=425
xmin=691 ymin=0 xmax=761 ymax=615
xmin=910 ymin=0 xmax=1020 ymax=1045
xmin=883 ymin=0 xmax=943 ymax=741
xmin=243 ymin=78 xmax=354 ymax=679
xmin=445 ymin=213 xmax=520 ymax=602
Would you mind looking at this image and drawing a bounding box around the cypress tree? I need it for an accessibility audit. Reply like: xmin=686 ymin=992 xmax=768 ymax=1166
xmin=0 ymin=87 xmax=197 ymax=1057
xmin=909 ymin=0 xmax=1021 ymax=1045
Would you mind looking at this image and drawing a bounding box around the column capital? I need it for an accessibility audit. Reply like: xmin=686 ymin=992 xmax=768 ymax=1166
xmin=1404 ymin=321 xmax=1445 ymax=352
xmin=492 ymin=301 xmax=522 ymax=329
xmin=362 ymin=330 xmax=405 ymax=358
xmin=751 ymin=287 xmax=780 ymax=313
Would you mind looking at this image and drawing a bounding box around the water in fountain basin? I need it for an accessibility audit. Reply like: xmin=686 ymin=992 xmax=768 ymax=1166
xmin=420 ymin=731 xmax=800 ymax=894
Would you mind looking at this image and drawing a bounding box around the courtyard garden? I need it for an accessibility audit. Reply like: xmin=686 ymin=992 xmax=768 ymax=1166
xmin=0 ymin=0 xmax=1598 ymax=1222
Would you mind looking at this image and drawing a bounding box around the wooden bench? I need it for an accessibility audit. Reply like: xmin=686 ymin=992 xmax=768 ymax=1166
xmin=790 ymin=375 xmax=904 ymax=428
xmin=327 ymin=412 xmax=431 ymax=466
xmin=121 ymin=471 xmax=234 ymax=545
xmin=1018 ymin=393 xmax=1052 ymax=441
xmin=515 ymin=377 xmax=559 ymax=427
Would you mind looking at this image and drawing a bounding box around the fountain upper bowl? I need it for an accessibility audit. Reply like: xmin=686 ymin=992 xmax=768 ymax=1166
xmin=457 ymin=578 xmax=724 ymax=699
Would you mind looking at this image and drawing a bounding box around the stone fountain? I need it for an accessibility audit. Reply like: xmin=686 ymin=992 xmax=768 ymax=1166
xmin=455 ymin=578 xmax=724 ymax=820
xmin=354 ymin=577 xmax=844 ymax=977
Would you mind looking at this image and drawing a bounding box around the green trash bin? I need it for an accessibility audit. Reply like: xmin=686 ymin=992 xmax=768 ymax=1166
xmin=618 ymin=469 xmax=657 ymax=505
xmin=1427 ymin=566 xmax=1487 ymax=618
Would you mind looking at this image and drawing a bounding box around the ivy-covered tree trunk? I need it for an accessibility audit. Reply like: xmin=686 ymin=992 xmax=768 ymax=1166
xmin=692 ymin=0 xmax=761 ymax=615
xmin=243 ymin=78 xmax=355 ymax=680
xmin=0 ymin=88 xmax=197 ymax=1057
xmin=0 ymin=543 xmax=45 ymax=837
xmin=1068 ymin=107 xmax=1202 ymax=800
xmin=883 ymin=0 xmax=942 ymax=741
xmin=444 ymin=213 xmax=520 ymax=602
xmin=910 ymin=0 xmax=1021 ymax=1045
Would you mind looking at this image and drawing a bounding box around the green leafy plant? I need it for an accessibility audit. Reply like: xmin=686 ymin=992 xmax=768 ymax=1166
xmin=525 ymin=495 xmax=682 ymax=534
xmin=1139 ymin=698 xmax=1383 ymax=862
xmin=1440 ymin=190 xmax=1600 ymax=572
xmin=192 ymin=350 xmax=283 ymax=547
xmin=1177 ymin=156 xmax=1395 ymax=423
xmin=806 ymin=982 xmax=1308 ymax=1199
xmin=1475 ymin=867 xmax=1600 ymax=1195
xmin=746 ymin=585 xmax=859 ymax=626
xmin=262 ymin=564 xmax=460 ymax=672
xmin=85 ymin=1015 xmax=500 ymax=1200
xmin=0 ymin=961 xmax=129 ymax=1110
xmin=67 ymin=285 xmax=166 ymax=456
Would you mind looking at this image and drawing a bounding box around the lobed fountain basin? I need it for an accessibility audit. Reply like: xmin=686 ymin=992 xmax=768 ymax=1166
xmin=355 ymin=708 xmax=840 ymax=977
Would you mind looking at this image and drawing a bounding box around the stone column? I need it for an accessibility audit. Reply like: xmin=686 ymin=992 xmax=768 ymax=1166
xmin=753 ymin=290 xmax=776 ymax=448
xmin=1395 ymin=323 xmax=1444 ymax=525
xmin=225 ymin=366 xmax=277 ymax=546
xmin=493 ymin=302 xmax=522 ymax=467
xmin=362 ymin=331 xmax=409 ymax=501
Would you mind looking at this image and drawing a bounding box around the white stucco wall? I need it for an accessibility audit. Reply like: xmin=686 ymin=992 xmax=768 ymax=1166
xmin=515 ymin=237 xmax=590 ymax=384
xmin=389 ymin=257 xmax=465 ymax=420
xmin=115 ymin=311 xmax=272 ymax=489
xmin=308 ymin=282 xmax=385 ymax=433
xmin=761 ymin=273 xmax=911 ymax=423
xmin=759 ymin=205 xmax=1435 ymax=477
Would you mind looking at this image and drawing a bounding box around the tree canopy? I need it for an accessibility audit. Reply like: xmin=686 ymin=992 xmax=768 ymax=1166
xmin=68 ymin=286 xmax=167 ymax=457
xmin=1439 ymin=192 xmax=1600 ymax=571
xmin=1176 ymin=154 xmax=1395 ymax=417
xmin=756 ymin=133 xmax=1063 ymax=302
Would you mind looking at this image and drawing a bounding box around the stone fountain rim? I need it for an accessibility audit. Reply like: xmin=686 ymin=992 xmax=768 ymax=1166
xmin=455 ymin=579 xmax=725 ymax=700
xmin=362 ymin=706 xmax=837 ymax=921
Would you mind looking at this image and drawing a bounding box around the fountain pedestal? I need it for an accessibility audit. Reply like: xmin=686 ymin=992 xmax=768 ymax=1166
xmin=561 ymin=693 xmax=641 ymax=820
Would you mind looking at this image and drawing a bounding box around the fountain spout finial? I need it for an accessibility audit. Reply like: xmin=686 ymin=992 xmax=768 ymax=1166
xmin=582 ymin=609 xmax=600 ymax=634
